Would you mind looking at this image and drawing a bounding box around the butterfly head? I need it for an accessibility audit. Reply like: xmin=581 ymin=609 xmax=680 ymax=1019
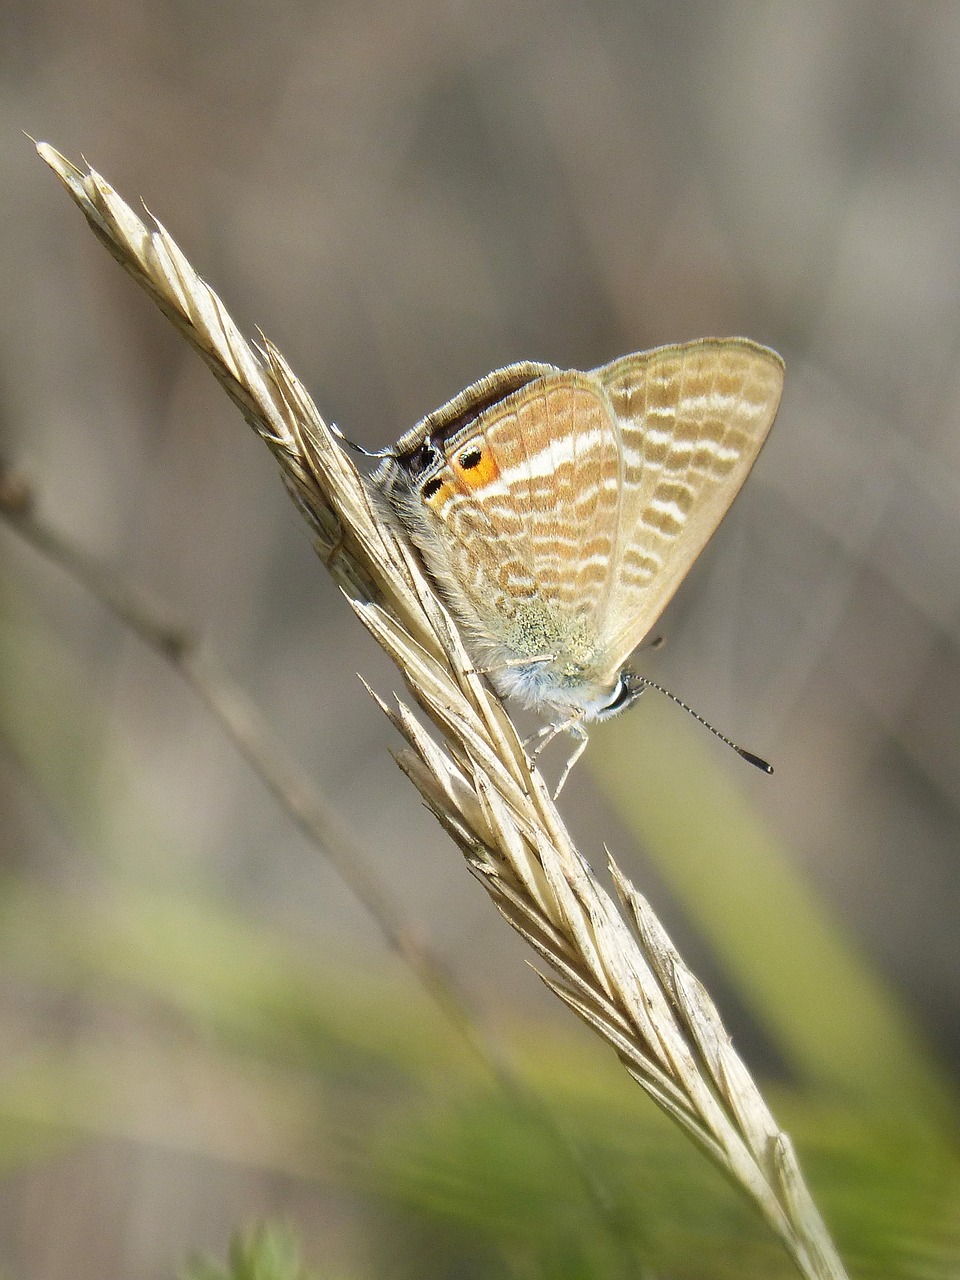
xmin=588 ymin=668 xmax=647 ymax=723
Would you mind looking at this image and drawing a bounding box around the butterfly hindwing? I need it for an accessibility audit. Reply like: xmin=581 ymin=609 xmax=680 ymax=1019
xmin=424 ymin=375 xmax=622 ymax=646
xmin=595 ymin=338 xmax=785 ymax=679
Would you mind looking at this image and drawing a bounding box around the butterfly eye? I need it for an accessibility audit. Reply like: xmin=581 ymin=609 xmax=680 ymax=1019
xmin=405 ymin=441 xmax=438 ymax=479
xmin=458 ymin=446 xmax=483 ymax=471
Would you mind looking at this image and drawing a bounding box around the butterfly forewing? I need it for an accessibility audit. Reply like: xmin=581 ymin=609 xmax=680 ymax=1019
xmin=596 ymin=338 xmax=784 ymax=679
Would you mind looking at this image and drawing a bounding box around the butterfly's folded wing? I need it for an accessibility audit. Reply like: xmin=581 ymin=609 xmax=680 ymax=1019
xmin=595 ymin=339 xmax=784 ymax=680
xmin=439 ymin=375 xmax=623 ymax=639
xmin=384 ymin=340 xmax=782 ymax=691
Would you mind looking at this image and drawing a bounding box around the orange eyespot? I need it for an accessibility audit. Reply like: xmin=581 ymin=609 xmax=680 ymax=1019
xmin=421 ymin=474 xmax=453 ymax=509
xmin=454 ymin=443 xmax=499 ymax=490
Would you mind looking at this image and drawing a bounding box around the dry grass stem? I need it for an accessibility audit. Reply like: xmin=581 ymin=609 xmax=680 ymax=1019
xmin=35 ymin=142 xmax=848 ymax=1280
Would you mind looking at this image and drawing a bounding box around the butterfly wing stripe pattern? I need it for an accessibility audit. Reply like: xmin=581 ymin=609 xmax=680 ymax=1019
xmin=596 ymin=339 xmax=784 ymax=681
xmin=440 ymin=380 xmax=618 ymax=648
xmin=484 ymin=379 xmax=620 ymax=620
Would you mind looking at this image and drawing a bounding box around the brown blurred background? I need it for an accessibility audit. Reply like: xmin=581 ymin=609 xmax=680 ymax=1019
xmin=1 ymin=1 xmax=959 ymax=1276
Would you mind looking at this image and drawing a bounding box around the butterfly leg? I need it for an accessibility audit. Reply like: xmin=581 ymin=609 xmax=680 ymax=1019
xmin=553 ymin=722 xmax=590 ymax=798
xmin=524 ymin=712 xmax=589 ymax=796
xmin=523 ymin=718 xmax=565 ymax=758
xmin=467 ymin=653 xmax=556 ymax=677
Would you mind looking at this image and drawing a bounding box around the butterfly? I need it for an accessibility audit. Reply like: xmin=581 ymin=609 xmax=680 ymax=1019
xmin=370 ymin=338 xmax=784 ymax=792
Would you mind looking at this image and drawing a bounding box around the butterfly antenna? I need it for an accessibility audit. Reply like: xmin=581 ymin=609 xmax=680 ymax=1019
xmin=328 ymin=422 xmax=394 ymax=459
xmin=636 ymin=676 xmax=773 ymax=774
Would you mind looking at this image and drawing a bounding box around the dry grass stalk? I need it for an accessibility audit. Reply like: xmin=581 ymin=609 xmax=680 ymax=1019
xmin=36 ymin=141 xmax=848 ymax=1280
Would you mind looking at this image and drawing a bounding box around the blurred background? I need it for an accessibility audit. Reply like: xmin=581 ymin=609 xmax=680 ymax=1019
xmin=1 ymin=2 xmax=958 ymax=1277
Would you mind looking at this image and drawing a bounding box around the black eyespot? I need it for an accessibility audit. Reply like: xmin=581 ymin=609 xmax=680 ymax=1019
xmin=459 ymin=446 xmax=483 ymax=471
xmin=421 ymin=477 xmax=443 ymax=500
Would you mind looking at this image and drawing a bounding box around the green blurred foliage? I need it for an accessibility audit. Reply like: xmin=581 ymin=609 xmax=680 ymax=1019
xmin=0 ymin=869 xmax=957 ymax=1278
xmin=182 ymin=1225 xmax=329 ymax=1280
